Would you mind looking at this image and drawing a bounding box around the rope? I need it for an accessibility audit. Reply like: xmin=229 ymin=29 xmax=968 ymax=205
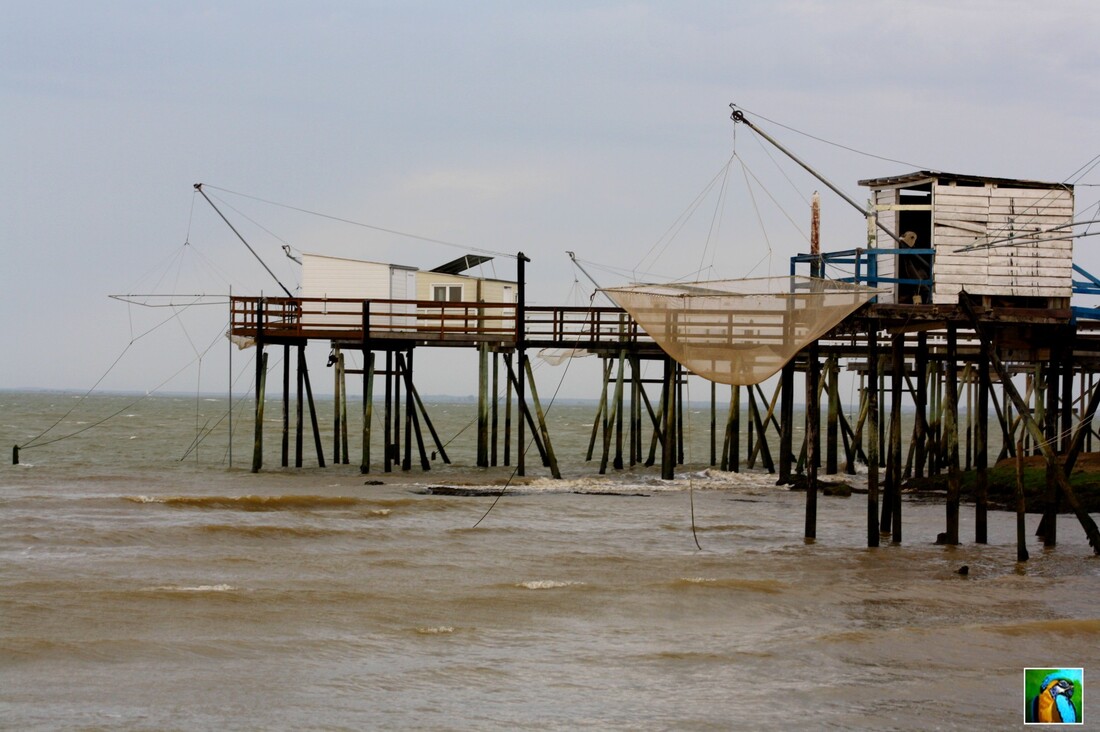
xmin=684 ymin=375 xmax=703 ymax=551
xmin=471 ymin=309 xmax=596 ymax=528
xmin=19 ymin=300 xmax=217 ymax=452
xmin=198 ymin=183 xmax=516 ymax=260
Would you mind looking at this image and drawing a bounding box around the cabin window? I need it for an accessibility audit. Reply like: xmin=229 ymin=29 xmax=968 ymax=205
xmin=433 ymin=284 xmax=463 ymax=302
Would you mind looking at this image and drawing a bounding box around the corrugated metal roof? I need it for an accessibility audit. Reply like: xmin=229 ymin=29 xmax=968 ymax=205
xmin=858 ymin=170 xmax=1072 ymax=190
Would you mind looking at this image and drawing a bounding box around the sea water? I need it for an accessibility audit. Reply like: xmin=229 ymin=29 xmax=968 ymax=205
xmin=2 ymin=391 xmax=1097 ymax=730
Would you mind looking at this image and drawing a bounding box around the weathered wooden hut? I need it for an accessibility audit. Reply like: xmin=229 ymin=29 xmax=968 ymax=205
xmin=861 ymin=171 xmax=1074 ymax=307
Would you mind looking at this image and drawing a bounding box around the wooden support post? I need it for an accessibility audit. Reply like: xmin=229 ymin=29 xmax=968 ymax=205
xmin=630 ymin=353 xmax=642 ymax=466
xmin=805 ymin=342 xmax=820 ymax=540
xmin=613 ymin=350 xmax=627 ymax=470
xmin=360 ymin=302 xmax=372 ymax=474
xmin=884 ymin=333 xmax=904 ymax=543
xmin=402 ymin=351 xmax=413 ymax=471
xmin=491 ymin=350 xmax=499 ymax=467
xmin=587 ymin=358 xmax=611 ymax=462
xmin=914 ymin=331 xmax=928 ymax=479
xmin=723 ymin=385 xmax=740 ymax=472
xmin=975 ymin=340 xmax=989 ymax=543
xmin=361 ymin=352 xmax=374 ymax=474
xmin=406 ymin=371 xmax=450 ymax=464
xmin=295 ymin=344 xmax=304 ymax=468
xmin=397 ymin=351 xmax=430 ymax=470
xmin=339 ymin=353 xmax=349 ymax=464
xmin=746 ymin=384 xmax=756 ymax=469
xmin=960 ymin=295 xmax=1100 ymax=554
xmin=662 ymin=356 xmax=676 ymax=480
xmin=524 ymin=355 xmax=561 ymax=479
xmin=503 ymin=355 xmax=552 ymax=469
xmin=477 ymin=342 xmax=489 ymax=468
xmin=944 ymin=324 xmax=961 ymax=546
xmin=867 ymin=324 xmax=880 ymax=547
xmin=749 ymin=385 xmax=775 ymax=473
xmin=281 ymin=343 xmax=290 ymax=468
xmin=1015 ymin=439 xmax=1029 ymax=562
xmin=504 ymin=352 xmax=513 ymax=467
xmin=676 ymin=364 xmax=685 ymax=466
xmin=252 ymin=349 xmax=268 ymax=473
xmin=826 ymin=355 xmax=839 ymax=475
xmin=1042 ymin=357 xmax=1058 ymax=546
xmin=710 ymin=380 xmax=717 ymax=467
xmin=301 ymin=346 xmax=326 ymax=468
xmin=644 ymin=376 xmax=664 ymax=468
xmin=333 ymin=348 xmax=342 ymax=465
xmin=778 ymin=362 xmax=794 ymax=484
xmin=384 ymin=350 xmax=392 ymax=473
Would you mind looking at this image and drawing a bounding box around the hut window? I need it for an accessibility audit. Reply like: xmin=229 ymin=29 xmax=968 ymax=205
xmin=433 ymin=284 xmax=463 ymax=302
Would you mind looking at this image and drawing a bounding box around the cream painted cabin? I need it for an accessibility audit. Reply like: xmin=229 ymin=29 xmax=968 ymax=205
xmin=299 ymin=252 xmax=515 ymax=335
xmin=860 ymin=171 xmax=1074 ymax=307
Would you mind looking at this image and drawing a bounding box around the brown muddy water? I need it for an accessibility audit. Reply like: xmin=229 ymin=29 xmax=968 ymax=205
xmin=2 ymin=391 xmax=1097 ymax=730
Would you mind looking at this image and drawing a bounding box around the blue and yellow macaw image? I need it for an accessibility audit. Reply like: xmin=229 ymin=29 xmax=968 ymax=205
xmin=1026 ymin=668 xmax=1083 ymax=724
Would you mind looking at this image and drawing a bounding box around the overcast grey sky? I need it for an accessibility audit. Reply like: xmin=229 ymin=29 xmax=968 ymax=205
xmin=3 ymin=1 xmax=1099 ymax=399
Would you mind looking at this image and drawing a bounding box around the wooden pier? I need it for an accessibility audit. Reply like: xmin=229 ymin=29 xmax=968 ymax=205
xmin=226 ymin=168 xmax=1100 ymax=556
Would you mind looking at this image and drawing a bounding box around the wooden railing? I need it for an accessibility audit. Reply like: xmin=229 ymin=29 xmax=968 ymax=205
xmin=229 ymin=296 xmax=656 ymax=349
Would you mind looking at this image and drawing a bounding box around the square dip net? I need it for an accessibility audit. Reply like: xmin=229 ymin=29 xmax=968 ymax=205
xmin=602 ymin=276 xmax=880 ymax=385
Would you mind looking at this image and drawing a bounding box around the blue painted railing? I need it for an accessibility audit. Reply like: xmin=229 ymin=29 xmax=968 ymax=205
xmin=790 ymin=247 xmax=935 ymax=291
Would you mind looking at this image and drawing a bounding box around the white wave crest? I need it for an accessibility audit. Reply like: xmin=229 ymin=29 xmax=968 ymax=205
xmin=517 ymin=580 xmax=584 ymax=590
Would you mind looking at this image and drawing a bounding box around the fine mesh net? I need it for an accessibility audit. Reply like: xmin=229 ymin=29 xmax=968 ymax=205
xmin=602 ymin=276 xmax=880 ymax=385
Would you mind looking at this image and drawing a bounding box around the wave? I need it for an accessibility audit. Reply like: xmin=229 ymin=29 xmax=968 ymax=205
xmin=124 ymin=494 xmax=362 ymax=511
xmin=414 ymin=626 xmax=456 ymax=635
xmin=515 ymin=580 xmax=586 ymax=590
xmin=674 ymin=577 xmax=785 ymax=594
xmin=980 ymin=617 xmax=1100 ymax=637
xmin=142 ymin=584 xmax=240 ymax=594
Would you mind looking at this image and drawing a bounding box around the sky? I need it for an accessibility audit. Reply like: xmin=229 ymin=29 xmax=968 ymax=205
xmin=3 ymin=1 xmax=1099 ymax=401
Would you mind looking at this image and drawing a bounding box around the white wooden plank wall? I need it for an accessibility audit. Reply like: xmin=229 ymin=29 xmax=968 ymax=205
xmin=931 ymin=185 xmax=1073 ymax=303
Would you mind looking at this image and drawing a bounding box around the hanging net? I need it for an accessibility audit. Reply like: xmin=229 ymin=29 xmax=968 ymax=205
xmin=602 ymin=276 xmax=880 ymax=385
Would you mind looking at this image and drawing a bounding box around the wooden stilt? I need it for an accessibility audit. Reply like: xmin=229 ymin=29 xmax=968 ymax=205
xmin=914 ymin=331 xmax=928 ymax=479
xmin=1015 ymin=439 xmax=1029 ymax=562
xmin=361 ymin=352 xmax=374 ymax=474
xmin=778 ymin=362 xmax=794 ymax=484
xmin=384 ymin=350 xmax=392 ymax=473
xmin=360 ymin=303 xmax=372 ymax=474
xmin=883 ymin=333 xmax=904 ymax=543
xmin=281 ymin=343 xmax=290 ymax=468
xmin=826 ymin=355 xmax=839 ymax=475
xmin=339 ymin=353 xmax=349 ymax=464
xmin=524 ymin=355 xmax=561 ymax=479
xmin=477 ymin=343 xmax=489 ymax=468
xmin=587 ymin=358 xmax=611 ymax=462
xmin=491 ymin=350 xmax=499 ymax=467
xmin=252 ymin=348 xmax=267 ymax=473
xmin=295 ymin=344 xmax=304 ymax=468
xmin=805 ymin=342 xmax=820 ymax=540
xmin=504 ymin=352 xmax=513 ymax=467
xmin=867 ymin=324 xmax=880 ymax=547
xmin=944 ymin=324 xmax=961 ymax=546
xmin=960 ymin=295 xmax=1100 ymax=554
xmin=397 ymin=351 xmax=430 ymax=470
xmin=662 ymin=356 xmax=676 ymax=480
xmin=333 ymin=348 xmax=342 ymax=465
xmin=975 ymin=340 xmax=989 ymax=543
xmin=300 ymin=347 xmax=326 ymax=468
xmin=611 ymin=350 xmax=627 ymax=470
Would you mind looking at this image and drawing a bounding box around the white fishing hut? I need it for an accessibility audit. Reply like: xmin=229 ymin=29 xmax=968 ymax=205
xmin=861 ymin=171 xmax=1074 ymax=307
xmin=299 ymin=252 xmax=516 ymax=335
